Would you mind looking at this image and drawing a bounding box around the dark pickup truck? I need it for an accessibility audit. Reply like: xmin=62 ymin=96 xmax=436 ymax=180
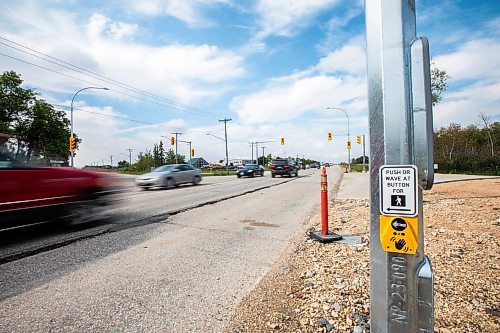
xmin=270 ymin=158 xmax=299 ymax=178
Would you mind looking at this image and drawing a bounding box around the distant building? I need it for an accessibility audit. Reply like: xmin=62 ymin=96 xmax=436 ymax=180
xmin=188 ymin=157 xmax=209 ymax=169
xmin=228 ymin=159 xmax=254 ymax=167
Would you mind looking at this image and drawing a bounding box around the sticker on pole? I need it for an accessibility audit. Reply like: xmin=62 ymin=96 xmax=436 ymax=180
xmin=379 ymin=165 xmax=418 ymax=217
xmin=380 ymin=215 xmax=418 ymax=254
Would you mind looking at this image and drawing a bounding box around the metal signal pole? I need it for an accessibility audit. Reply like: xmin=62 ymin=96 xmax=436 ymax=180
xmin=171 ymin=132 xmax=182 ymax=164
xmin=366 ymin=1 xmax=434 ymax=332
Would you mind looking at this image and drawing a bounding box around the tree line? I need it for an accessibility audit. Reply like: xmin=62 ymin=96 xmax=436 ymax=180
xmin=117 ymin=140 xmax=187 ymax=173
xmin=434 ymin=117 xmax=499 ymax=175
xmin=4 ymin=68 xmax=497 ymax=175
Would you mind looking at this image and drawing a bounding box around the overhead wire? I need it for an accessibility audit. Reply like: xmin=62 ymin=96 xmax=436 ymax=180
xmin=0 ymin=36 xmax=223 ymax=119
xmin=53 ymin=104 xmax=182 ymax=131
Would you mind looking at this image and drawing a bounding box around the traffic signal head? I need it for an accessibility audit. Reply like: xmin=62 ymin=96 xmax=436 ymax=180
xmin=170 ymin=136 xmax=175 ymax=145
xmin=357 ymin=135 xmax=362 ymax=144
xmin=69 ymin=136 xmax=76 ymax=152
xmin=328 ymin=132 xmax=332 ymax=141
xmin=191 ymin=148 xmax=195 ymax=157
xmin=347 ymin=140 xmax=352 ymax=150
xmin=280 ymin=137 xmax=285 ymax=145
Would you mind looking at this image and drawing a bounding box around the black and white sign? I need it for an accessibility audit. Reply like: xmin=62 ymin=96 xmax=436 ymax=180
xmin=379 ymin=165 xmax=418 ymax=217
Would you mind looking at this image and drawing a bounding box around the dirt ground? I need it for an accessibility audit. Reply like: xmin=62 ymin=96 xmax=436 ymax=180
xmin=223 ymin=177 xmax=500 ymax=333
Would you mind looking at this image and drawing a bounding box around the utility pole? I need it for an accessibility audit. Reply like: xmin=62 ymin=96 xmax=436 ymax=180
xmin=253 ymin=140 xmax=275 ymax=165
xmin=126 ymin=148 xmax=133 ymax=166
xmin=110 ymin=155 xmax=113 ymax=168
xmin=219 ymin=118 xmax=231 ymax=175
xmin=249 ymin=142 xmax=255 ymax=162
xmin=261 ymin=146 xmax=266 ymax=166
xmin=171 ymin=132 xmax=182 ymax=164
xmin=255 ymin=142 xmax=259 ymax=165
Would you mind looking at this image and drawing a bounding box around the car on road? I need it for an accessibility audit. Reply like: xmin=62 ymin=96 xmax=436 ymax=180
xmin=0 ymin=137 xmax=122 ymax=228
xmin=270 ymin=159 xmax=299 ymax=178
xmin=136 ymin=164 xmax=202 ymax=190
xmin=236 ymin=164 xmax=264 ymax=178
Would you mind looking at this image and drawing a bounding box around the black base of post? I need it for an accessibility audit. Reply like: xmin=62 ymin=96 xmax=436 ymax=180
xmin=309 ymin=230 xmax=343 ymax=243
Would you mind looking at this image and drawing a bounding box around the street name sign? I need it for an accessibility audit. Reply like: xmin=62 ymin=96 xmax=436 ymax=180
xmin=379 ymin=165 xmax=418 ymax=217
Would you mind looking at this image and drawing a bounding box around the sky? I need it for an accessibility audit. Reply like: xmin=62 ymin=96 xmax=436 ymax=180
xmin=0 ymin=0 xmax=499 ymax=167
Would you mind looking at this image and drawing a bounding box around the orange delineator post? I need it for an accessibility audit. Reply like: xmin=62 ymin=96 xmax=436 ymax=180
xmin=320 ymin=166 xmax=329 ymax=236
xmin=309 ymin=166 xmax=342 ymax=242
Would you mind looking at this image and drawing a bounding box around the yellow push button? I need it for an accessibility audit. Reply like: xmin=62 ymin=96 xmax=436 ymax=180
xmin=380 ymin=215 xmax=418 ymax=254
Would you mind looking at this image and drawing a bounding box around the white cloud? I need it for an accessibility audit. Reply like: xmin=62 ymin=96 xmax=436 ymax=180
xmin=128 ymin=0 xmax=232 ymax=27
xmin=231 ymin=75 xmax=366 ymax=125
xmin=0 ymin=4 xmax=245 ymax=104
xmin=87 ymin=13 xmax=138 ymax=40
xmin=434 ymin=39 xmax=500 ymax=82
xmin=433 ymin=81 xmax=500 ymax=128
xmin=254 ymin=0 xmax=338 ymax=39
xmin=314 ymin=43 xmax=366 ymax=75
xmin=433 ymin=37 xmax=500 ymax=127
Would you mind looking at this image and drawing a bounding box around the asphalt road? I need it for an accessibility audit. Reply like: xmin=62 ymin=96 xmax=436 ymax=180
xmin=0 ymin=167 xmax=342 ymax=333
xmin=0 ymin=170 xmax=310 ymax=263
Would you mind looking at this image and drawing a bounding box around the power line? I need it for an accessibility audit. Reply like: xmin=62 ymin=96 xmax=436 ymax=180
xmin=0 ymin=36 xmax=221 ymax=118
xmin=0 ymin=36 xmax=217 ymax=117
xmin=0 ymin=50 xmax=213 ymax=118
xmin=53 ymin=104 xmax=182 ymax=130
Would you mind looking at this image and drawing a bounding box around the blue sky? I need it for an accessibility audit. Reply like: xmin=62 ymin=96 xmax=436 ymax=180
xmin=0 ymin=0 xmax=499 ymax=167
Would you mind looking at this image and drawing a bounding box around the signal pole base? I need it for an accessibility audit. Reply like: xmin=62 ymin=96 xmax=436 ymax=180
xmin=309 ymin=230 xmax=343 ymax=243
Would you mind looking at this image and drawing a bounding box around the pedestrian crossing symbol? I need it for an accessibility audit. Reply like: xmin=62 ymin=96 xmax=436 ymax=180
xmin=391 ymin=195 xmax=406 ymax=207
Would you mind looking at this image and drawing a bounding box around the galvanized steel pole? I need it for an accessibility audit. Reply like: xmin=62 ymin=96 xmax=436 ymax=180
xmin=365 ymin=1 xmax=434 ymax=332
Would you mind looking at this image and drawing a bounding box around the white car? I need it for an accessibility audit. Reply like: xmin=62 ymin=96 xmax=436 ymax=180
xmin=136 ymin=164 xmax=202 ymax=190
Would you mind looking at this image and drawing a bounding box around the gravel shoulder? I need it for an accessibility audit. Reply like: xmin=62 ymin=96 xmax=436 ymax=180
xmin=223 ymin=176 xmax=500 ymax=333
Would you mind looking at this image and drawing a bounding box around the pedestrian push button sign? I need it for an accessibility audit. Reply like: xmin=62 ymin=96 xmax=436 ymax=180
xmin=380 ymin=215 xmax=418 ymax=254
xmin=379 ymin=165 xmax=418 ymax=217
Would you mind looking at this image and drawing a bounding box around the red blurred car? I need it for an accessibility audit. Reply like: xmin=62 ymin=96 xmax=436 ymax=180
xmin=0 ymin=135 xmax=121 ymax=228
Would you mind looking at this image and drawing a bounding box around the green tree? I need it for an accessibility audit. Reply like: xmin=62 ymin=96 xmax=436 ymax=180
xmin=134 ymin=150 xmax=154 ymax=172
xmin=0 ymin=70 xmax=74 ymax=163
xmin=430 ymin=64 xmax=450 ymax=106
xmin=165 ymin=149 xmax=176 ymax=164
xmin=158 ymin=140 xmax=165 ymax=164
xmin=0 ymin=70 xmax=35 ymax=135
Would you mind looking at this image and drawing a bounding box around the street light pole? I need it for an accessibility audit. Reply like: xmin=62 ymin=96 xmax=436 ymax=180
xmin=178 ymin=140 xmax=192 ymax=164
xmin=219 ymin=118 xmax=231 ymax=175
xmin=206 ymin=132 xmax=229 ymax=173
xmin=326 ymin=107 xmax=350 ymax=172
xmin=70 ymin=86 xmax=108 ymax=167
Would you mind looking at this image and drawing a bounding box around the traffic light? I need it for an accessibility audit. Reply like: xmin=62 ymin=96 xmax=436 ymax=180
xmin=347 ymin=140 xmax=352 ymax=150
xmin=170 ymin=136 xmax=175 ymax=145
xmin=191 ymin=148 xmax=195 ymax=157
xmin=328 ymin=132 xmax=332 ymax=141
xmin=69 ymin=136 xmax=76 ymax=152
xmin=280 ymin=137 xmax=285 ymax=145
xmin=357 ymin=135 xmax=362 ymax=144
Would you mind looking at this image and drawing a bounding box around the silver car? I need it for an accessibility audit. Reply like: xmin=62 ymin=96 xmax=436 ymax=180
xmin=136 ymin=164 xmax=202 ymax=190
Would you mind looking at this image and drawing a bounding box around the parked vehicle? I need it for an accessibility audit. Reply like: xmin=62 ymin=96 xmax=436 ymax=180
xmin=0 ymin=135 xmax=123 ymax=228
xmin=236 ymin=164 xmax=264 ymax=178
xmin=136 ymin=164 xmax=202 ymax=190
xmin=270 ymin=159 xmax=299 ymax=178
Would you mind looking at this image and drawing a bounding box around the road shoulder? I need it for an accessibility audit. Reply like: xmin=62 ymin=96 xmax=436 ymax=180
xmin=222 ymin=176 xmax=500 ymax=333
